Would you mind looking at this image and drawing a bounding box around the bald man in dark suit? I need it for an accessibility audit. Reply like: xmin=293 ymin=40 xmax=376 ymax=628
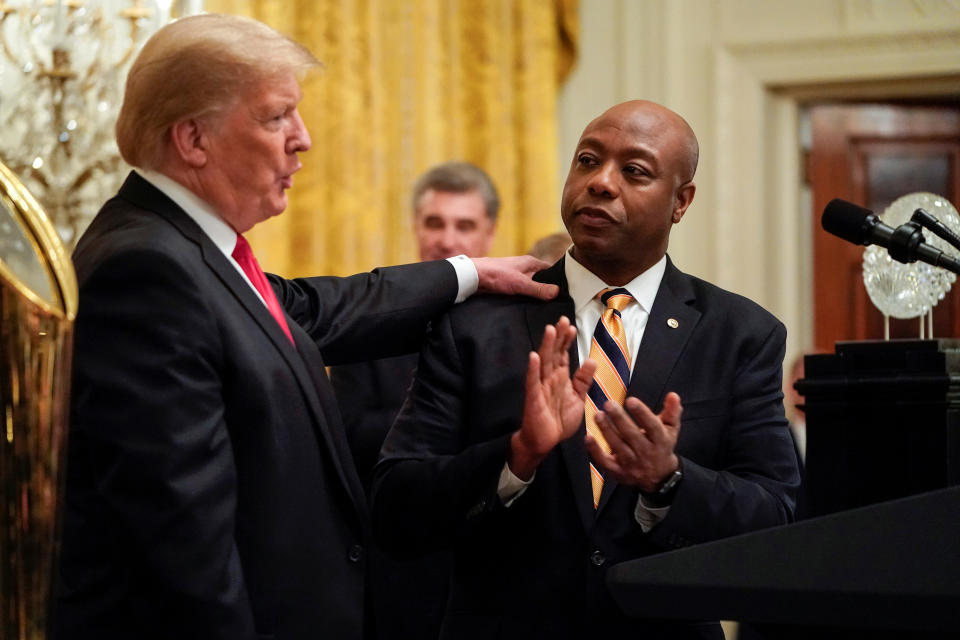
xmin=372 ymin=100 xmax=801 ymax=640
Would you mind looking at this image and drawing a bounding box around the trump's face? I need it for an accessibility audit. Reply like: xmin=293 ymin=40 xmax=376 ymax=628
xmin=201 ymin=72 xmax=311 ymax=233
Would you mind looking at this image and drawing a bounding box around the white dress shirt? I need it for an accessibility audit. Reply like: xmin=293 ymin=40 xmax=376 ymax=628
xmin=136 ymin=169 xmax=479 ymax=307
xmin=499 ymin=250 xmax=671 ymax=531
xmin=564 ymin=249 xmax=664 ymax=367
xmin=138 ymin=169 xmax=265 ymax=301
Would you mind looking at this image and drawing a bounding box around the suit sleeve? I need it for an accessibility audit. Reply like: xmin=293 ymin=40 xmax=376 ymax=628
xmin=271 ymin=260 xmax=459 ymax=365
xmin=66 ymin=248 xmax=255 ymax=638
xmin=646 ymin=320 xmax=800 ymax=549
xmin=370 ymin=311 xmax=512 ymax=557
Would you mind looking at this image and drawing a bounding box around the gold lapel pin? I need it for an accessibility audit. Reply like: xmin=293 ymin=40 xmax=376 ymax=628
xmin=667 ymin=318 xmax=679 ymax=329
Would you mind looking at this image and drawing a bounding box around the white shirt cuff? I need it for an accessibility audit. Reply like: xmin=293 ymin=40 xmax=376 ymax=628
xmin=446 ymin=254 xmax=479 ymax=303
xmin=634 ymin=494 xmax=671 ymax=533
xmin=497 ymin=462 xmax=533 ymax=506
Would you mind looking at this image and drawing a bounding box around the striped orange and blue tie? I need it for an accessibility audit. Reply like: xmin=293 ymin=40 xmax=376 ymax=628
xmin=585 ymin=288 xmax=634 ymax=508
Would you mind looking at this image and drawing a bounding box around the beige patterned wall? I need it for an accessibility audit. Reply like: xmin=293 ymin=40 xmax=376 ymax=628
xmin=558 ymin=0 xmax=960 ymax=362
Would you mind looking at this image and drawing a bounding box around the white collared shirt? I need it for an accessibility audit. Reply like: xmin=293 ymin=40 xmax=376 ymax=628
xmin=135 ymin=169 xmax=479 ymax=306
xmin=564 ymin=249 xmax=666 ymax=369
xmin=137 ymin=169 xmax=267 ymax=305
xmin=499 ymin=250 xmax=671 ymax=531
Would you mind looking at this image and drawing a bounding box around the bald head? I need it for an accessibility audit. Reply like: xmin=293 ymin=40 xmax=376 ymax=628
xmin=587 ymin=100 xmax=699 ymax=185
xmin=560 ymin=99 xmax=699 ymax=284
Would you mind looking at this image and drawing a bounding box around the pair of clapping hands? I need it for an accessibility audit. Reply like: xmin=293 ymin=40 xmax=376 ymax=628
xmin=475 ymin=256 xmax=681 ymax=492
xmin=508 ymin=316 xmax=681 ymax=491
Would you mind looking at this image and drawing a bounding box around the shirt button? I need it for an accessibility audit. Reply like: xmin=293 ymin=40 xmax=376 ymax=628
xmin=348 ymin=544 xmax=364 ymax=563
xmin=590 ymin=550 xmax=605 ymax=566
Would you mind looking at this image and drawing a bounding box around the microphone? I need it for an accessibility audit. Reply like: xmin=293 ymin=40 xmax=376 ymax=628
xmin=821 ymin=199 xmax=960 ymax=275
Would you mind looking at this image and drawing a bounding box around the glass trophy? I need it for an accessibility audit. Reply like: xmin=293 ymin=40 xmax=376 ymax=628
xmin=862 ymin=192 xmax=960 ymax=339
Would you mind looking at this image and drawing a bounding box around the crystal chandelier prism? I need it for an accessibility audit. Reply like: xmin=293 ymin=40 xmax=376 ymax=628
xmin=0 ymin=1 xmax=196 ymax=246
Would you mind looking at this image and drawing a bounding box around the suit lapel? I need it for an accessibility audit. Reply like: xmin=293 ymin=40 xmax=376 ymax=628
xmin=523 ymin=261 xmax=596 ymax=532
xmin=595 ymin=258 xmax=700 ymax=514
xmin=121 ymin=174 xmax=299 ymax=359
xmin=290 ymin=322 xmax=368 ymax=518
xmin=118 ymin=172 xmax=366 ymax=518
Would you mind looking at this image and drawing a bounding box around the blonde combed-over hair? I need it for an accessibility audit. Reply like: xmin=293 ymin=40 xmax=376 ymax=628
xmin=115 ymin=13 xmax=319 ymax=170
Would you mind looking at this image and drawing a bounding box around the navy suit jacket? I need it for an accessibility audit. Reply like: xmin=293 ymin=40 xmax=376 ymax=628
xmin=372 ymin=257 xmax=801 ymax=640
xmin=56 ymin=172 xmax=458 ymax=640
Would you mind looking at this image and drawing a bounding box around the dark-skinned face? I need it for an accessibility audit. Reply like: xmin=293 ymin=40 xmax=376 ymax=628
xmin=560 ymin=101 xmax=695 ymax=285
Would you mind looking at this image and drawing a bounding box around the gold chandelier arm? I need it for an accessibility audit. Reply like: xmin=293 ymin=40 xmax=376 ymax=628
xmin=0 ymin=5 xmax=25 ymax=68
xmin=114 ymin=1 xmax=151 ymax=70
xmin=78 ymin=7 xmax=106 ymax=86
xmin=68 ymin=155 xmax=122 ymax=194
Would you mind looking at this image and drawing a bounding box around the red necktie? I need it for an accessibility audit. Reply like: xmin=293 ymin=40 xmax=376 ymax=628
xmin=232 ymin=235 xmax=294 ymax=344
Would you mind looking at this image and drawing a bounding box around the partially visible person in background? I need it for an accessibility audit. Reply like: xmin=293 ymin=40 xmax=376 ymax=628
xmin=411 ymin=161 xmax=498 ymax=263
xmin=332 ymin=161 xmax=500 ymax=484
xmin=330 ymin=161 xmax=500 ymax=640
xmin=527 ymin=230 xmax=571 ymax=263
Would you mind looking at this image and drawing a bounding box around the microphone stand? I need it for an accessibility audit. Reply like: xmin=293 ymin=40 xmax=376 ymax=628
xmin=908 ymin=208 xmax=960 ymax=338
xmin=911 ymin=208 xmax=960 ymax=252
xmin=886 ymin=220 xmax=960 ymax=275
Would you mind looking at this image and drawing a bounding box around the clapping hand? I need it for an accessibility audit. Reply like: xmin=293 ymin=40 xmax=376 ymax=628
xmin=585 ymin=393 xmax=682 ymax=492
xmin=508 ymin=316 xmax=597 ymax=480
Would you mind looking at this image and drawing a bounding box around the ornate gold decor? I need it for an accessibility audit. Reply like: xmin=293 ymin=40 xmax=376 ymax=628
xmin=0 ymin=158 xmax=76 ymax=639
xmin=0 ymin=1 xmax=196 ymax=247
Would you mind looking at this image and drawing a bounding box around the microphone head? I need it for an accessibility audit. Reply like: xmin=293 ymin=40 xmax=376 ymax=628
xmin=822 ymin=199 xmax=874 ymax=245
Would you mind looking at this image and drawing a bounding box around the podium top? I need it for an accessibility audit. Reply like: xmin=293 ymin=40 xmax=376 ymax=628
xmin=606 ymin=487 xmax=960 ymax=631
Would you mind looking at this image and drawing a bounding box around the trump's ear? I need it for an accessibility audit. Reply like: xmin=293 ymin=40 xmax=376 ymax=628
xmin=169 ymin=118 xmax=208 ymax=168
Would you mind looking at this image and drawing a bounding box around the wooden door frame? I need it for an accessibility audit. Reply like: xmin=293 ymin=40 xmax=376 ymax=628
xmin=712 ymin=29 xmax=960 ymax=363
xmin=808 ymin=104 xmax=960 ymax=350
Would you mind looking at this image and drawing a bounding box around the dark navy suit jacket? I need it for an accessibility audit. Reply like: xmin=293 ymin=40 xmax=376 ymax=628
xmin=372 ymin=257 xmax=801 ymax=640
